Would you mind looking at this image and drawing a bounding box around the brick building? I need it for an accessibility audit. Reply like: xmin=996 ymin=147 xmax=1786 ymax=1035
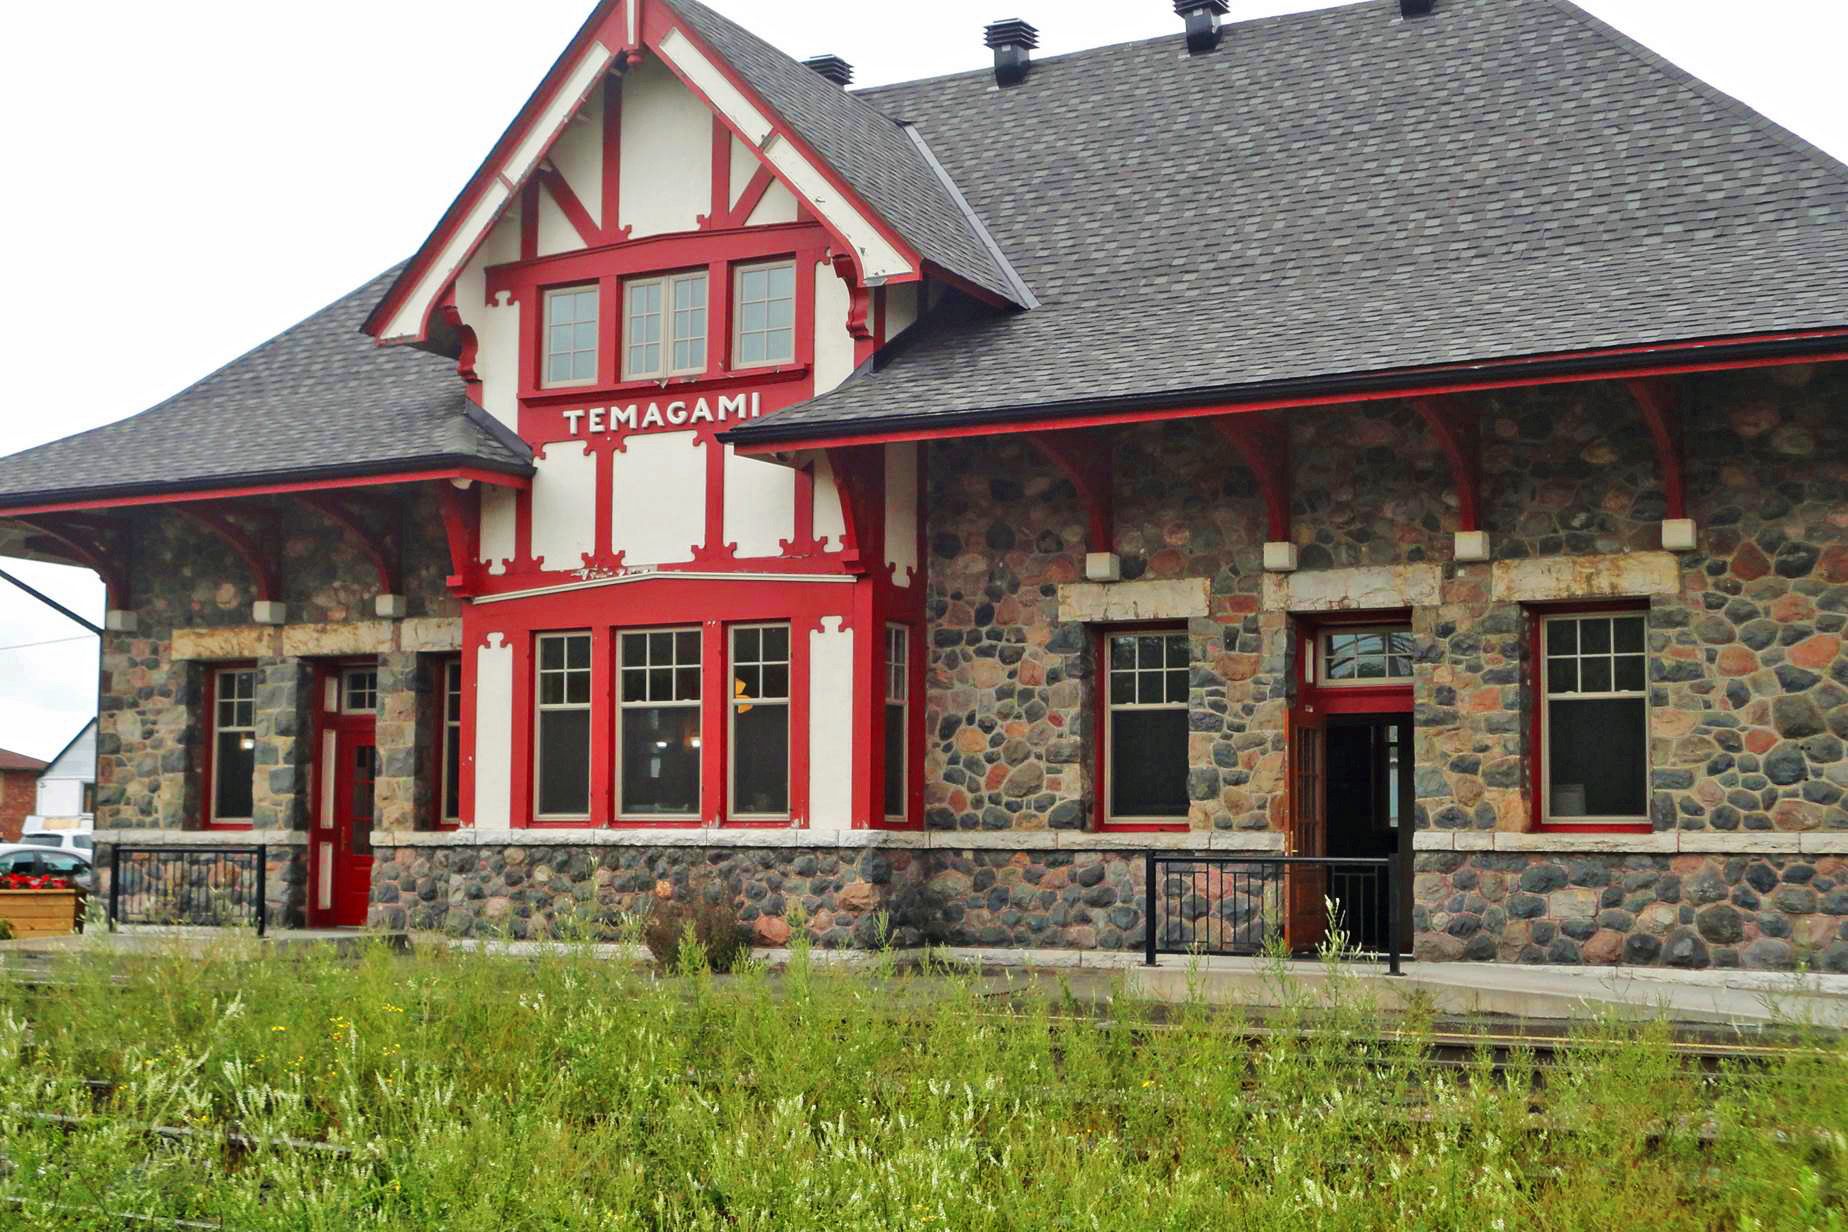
xmin=0 ymin=750 xmax=49 ymax=843
xmin=0 ymin=0 xmax=1843 ymax=968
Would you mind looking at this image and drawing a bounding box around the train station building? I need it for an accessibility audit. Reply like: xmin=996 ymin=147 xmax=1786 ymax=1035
xmin=0 ymin=0 xmax=1843 ymax=968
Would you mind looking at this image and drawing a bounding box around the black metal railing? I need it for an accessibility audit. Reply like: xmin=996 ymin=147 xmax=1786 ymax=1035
xmin=1143 ymin=852 xmax=1401 ymax=974
xmin=107 ymin=846 xmax=268 ymax=937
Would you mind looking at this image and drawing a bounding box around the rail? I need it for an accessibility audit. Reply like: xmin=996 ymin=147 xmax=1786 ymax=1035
xmin=106 ymin=846 xmax=268 ymax=937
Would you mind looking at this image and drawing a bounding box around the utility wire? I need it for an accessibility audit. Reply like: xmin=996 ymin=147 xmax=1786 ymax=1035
xmin=0 ymin=634 xmax=96 ymax=653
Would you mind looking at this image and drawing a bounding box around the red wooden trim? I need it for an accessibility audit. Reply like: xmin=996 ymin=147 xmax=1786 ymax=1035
xmin=519 ymin=180 xmax=540 ymax=262
xmin=823 ymin=446 xmax=883 ymax=574
xmin=487 ymin=219 xmax=820 ymax=287
xmin=174 ymin=507 xmax=277 ymax=603
xmin=726 ymin=167 xmax=778 ymax=229
xmin=535 ymin=165 xmax=601 ymax=249
xmin=1209 ymin=415 xmax=1291 ymax=542
xmin=297 ymin=492 xmax=400 ymax=595
xmin=1409 ymin=397 xmax=1482 ymax=532
xmin=435 ymin=482 xmax=482 ymax=596
xmin=705 ymin=115 xmax=731 ymax=229
xmin=1028 ymin=432 xmax=1115 ymax=554
xmin=731 ymin=343 xmax=1848 ymax=454
xmin=436 ymin=299 xmax=484 ymax=405
xmin=688 ymin=429 xmax=735 ymax=565
xmin=1625 ymin=379 xmax=1686 ymax=521
xmin=14 ymin=516 xmax=129 ymax=606
xmin=0 ymin=468 xmax=528 ymax=519
xmin=699 ymin=621 xmax=727 ymax=826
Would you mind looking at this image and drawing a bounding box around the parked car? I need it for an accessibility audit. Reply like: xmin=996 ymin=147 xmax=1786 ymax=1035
xmin=0 ymin=845 xmax=95 ymax=893
xmin=15 ymin=830 xmax=94 ymax=856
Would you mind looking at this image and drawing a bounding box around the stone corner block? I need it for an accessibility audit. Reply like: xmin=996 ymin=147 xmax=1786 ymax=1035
xmin=1660 ymin=518 xmax=1698 ymax=553
xmin=104 ymin=609 xmax=138 ymax=633
xmin=252 ymin=600 xmax=287 ymax=626
xmin=1453 ymin=529 xmax=1491 ymax=563
xmin=1262 ymin=541 xmax=1298 ymax=573
xmin=1083 ymin=551 xmax=1122 ymax=582
xmin=375 ymin=593 xmax=409 ymax=620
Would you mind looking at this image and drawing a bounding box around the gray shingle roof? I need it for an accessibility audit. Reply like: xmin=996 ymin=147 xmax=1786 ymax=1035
xmin=662 ymin=0 xmax=1024 ymax=305
xmin=0 ymin=267 xmax=532 ymax=508
xmin=731 ymin=0 xmax=1848 ymax=439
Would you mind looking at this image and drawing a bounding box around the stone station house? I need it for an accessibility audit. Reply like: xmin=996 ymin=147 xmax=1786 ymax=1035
xmin=0 ymin=0 xmax=1844 ymax=969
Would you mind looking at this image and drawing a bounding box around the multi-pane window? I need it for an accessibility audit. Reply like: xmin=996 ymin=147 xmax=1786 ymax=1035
xmin=341 ymin=667 xmax=378 ymax=714
xmin=1106 ymin=632 xmax=1190 ymax=821
xmin=734 ymin=262 xmax=796 ymax=367
xmin=535 ymin=633 xmax=592 ymax=819
xmin=211 ymin=667 xmax=257 ymax=824
xmin=624 ymin=271 xmax=708 ymax=379
xmin=730 ymin=625 xmax=791 ymax=818
xmin=1321 ymin=628 xmax=1414 ymax=684
xmin=619 ymin=630 xmax=702 ymax=818
xmin=544 ymin=286 xmax=599 ymax=386
xmin=1542 ymin=612 xmax=1648 ymax=823
xmin=884 ymin=625 xmax=908 ymax=821
xmin=441 ymin=658 xmax=462 ymax=825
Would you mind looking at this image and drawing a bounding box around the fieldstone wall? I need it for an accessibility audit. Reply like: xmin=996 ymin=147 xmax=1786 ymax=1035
xmin=1415 ymin=850 xmax=1848 ymax=972
xmin=93 ymin=842 xmax=309 ymax=931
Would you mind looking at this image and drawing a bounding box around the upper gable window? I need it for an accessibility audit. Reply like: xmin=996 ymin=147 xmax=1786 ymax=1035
xmin=544 ymin=287 xmax=599 ymax=387
xmin=734 ymin=261 xmax=796 ymax=368
xmin=625 ymin=271 xmax=708 ymax=380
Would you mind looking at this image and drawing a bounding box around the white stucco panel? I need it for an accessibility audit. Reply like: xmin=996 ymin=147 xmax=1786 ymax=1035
xmin=807 ymin=617 xmax=854 ymax=830
xmin=479 ymin=485 xmax=517 ymax=575
xmin=884 ymin=282 xmax=920 ymax=343
xmin=723 ymin=445 xmax=794 ymax=559
xmin=611 ymin=430 xmax=704 ymax=566
xmin=547 ymin=86 xmax=603 ymax=230
xmin=453 ymin=217 xmax=522 ymax=428
xmin=531 ymin=439 xmax=597 ymax=572
xmin=474 ymin=633 xmax=514 ymax=829
xmin=745 ymin=179 xmax=799 ymax=227
xmin=813 ymin=259 xmax=856 ymax=395
xmin=811 ymin=451 xmax=845 ymax=551
xmin=729 ymin=135 xmax=758 ymax=210
xmin=535 ymin=192 xmax=582 ymax=258
xmin=884 ymin=443 xmax=918 ymax=586
xmin=619 ymin=58 xmax=713 ymax=240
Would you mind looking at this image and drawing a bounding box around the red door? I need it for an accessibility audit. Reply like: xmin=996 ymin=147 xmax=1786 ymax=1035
xmin=1286 ymin=705 xmax=1328 ymax=954
xmin=313 ymin=715 xmax=376 ymax=927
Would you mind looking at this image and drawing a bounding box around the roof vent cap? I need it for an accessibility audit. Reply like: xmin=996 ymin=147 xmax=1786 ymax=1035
xmin=983 ymin=18 xmax=1039 ymax=87
xmin=801 ymin=54 xmax=854 ymax=87
xmin=1399 ymin=0 xmax=1436 ymax=16
xmin=1174 ymin=0 xmax=1230 ymax=54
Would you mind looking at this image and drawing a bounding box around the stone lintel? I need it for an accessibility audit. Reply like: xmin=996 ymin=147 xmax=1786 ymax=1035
xmin=1411 ymin=829 xmax=1836 ymax=856
xmin=95 ymin=828 xmax=311 ymax=847
xmin=1262 ymin=563 xmax=1441 ymax=613
xmin=399 ymin=617 xmax=463 ymax=653
xmin=172 ymin=624 xmax=284 ymax=661
xmin=372 ymin=826 xmax=1286 ymax=854
xmin=1488 ymin=551 xmax=1679 ymax=603
xmin=1057 ymin=577 xmax=1210 ymax=623
xmin=280 ymin=621 xmax=394 ymax=658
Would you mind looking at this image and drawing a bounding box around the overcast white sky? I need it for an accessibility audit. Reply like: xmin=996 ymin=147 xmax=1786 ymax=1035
xmin=0 ymin=0 xmax=1843 ymax=761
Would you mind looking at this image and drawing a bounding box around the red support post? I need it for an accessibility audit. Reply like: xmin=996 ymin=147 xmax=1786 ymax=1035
xmin=435 ymin=482 xmax=482 ymax=596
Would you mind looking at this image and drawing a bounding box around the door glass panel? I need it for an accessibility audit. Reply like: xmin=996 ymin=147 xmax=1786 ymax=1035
xmin=350 ymin=744 xmax=376 ymax=856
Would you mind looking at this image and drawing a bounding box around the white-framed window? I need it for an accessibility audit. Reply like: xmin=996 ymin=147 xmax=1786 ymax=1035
xmin=534 ymin=632 xmax=592 ymax=819
xmin=730 ymin=625 xmax=790 ymax=819
xmin=1317 ymin=626 xmax=1414 ymax=686
xmin=340 ymin=667 xmax=378 ymax=714
xmin=210 ymin=666 xmax=257 ymax=824
xmin=884 ymin=624 xmax=909 ymax=821
xmin=440 ymin=658 xmax=462 ymax=825
xmin=1541 ymin=611 xmax=1649 ymax=824
xmin=1105 ymin=631 xmax=1190 ymax=822
xmin=624 ymin=271 xmax=708 ymax=379
xmin=544 ymin=286 xmax=599 ymax=387
xmin=618 ymin=629 xmax=702 ymax=818
xmin=733 ymin=261 xmax=796 ymax=368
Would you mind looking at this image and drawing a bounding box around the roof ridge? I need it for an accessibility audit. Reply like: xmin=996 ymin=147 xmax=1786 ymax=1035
xmin=1539 ymin=0 xmax=1848 ymax=185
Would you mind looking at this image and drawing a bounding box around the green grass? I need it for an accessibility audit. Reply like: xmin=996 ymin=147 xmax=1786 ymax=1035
xmin=1 ymin=928 xmax=1844 ymax=1230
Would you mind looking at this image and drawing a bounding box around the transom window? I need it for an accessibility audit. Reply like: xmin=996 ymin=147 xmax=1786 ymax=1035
xmin=440 ymin=658 xmax=462 ymax=825
xmin=211 ymin=667 xmax=257 ymax=824
xmin=535 ymin=633 xmax=592 ymax=819
xmin=1542 ymin=611 xmax=1648 ymax=824
xmin=884 ymin=625 xmax=909 ymax=821
xmin=544 ymin=286 xmax=599 ymax=386
xmin=1319 ymin=627 xmax=1414 ymax=685
xmin=341 ymin=667 xmax=378 ymax=714
xmin=624 ymin=271 xmax=708 ymax=379
xmin=619 ymin=629 xmax=702 ymax=818
xmin=1106 ymin=632 xmax=1190 ymax=822
xmin=734 ymin=261 xmax=796 ymax=368
xmin=730 ymin=625 xmax=791 ymax=819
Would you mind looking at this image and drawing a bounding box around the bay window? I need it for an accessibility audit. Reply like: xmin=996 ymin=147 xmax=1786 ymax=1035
xmin=209 ymin=665 xmax=257 ymax=825
xmin=1541 ymin=611 xmax=1648 ymax=824
xmin=1105 ymin=631 xmax=1190 ymax=823
xmin=730 ymin=625 xmax=790 ymax=818
xmin=619 ymin=629 xmax=702 ymax=818
xmin=624 ymin=271 xmax=708 ymax=379
xmin=733 ymin=261 xmax=796 ymax=367
xmin=534 ymin=632 xmax=592 ymax=819
xmin=884 ymin=625 xmax=909 ymax=821
xmin=543 ymin=286 xmax=599 ymax=386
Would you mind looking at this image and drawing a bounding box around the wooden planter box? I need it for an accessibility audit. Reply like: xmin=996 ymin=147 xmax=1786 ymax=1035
xmin=0 ymin=890 xmax=80 ymax=939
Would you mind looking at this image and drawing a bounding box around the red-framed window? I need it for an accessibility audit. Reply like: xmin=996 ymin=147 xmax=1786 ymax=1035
xmin=541 ymin=284 xmax=601 ymax=388
xmin=616 ymin=627 xmax=704 ymax=821
xmin=533 ymin=631 xmax=593 ymax=821
xmin=883 ymin=624 xmax=909 ymax=823
xmin=1532 ymin=607 xmax=1651 ymax=831
xmin=1094 ymin=626 xmax=1191 ymax=830
xmin=202 ymin=662 xmax=258 ymax=829
xmin=439 ymin=656 xmax=463 ymax=828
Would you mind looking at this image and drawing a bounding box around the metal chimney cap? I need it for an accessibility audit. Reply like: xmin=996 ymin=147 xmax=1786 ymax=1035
xmin=801 ymin=54 xmax=854 ymax=87
xmin=983 ymin=18 xmax=1041 ymax=51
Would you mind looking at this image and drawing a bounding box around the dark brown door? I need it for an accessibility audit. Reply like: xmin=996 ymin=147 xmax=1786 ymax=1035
xmin=1287 ymin=706 xmax=1328 ymax=953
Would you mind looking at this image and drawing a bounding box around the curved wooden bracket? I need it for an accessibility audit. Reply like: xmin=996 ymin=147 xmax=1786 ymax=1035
xmin=436 ymin=300 xmax=481 ymax=393
xmin=1210 ymin=414 xmax=1292 ymax=542
xmin=824 ymin=445 xmax=884 ymax=574
xmin=435 ymin=483 xmax=482 ymax=596
xmin=297 ymin=492 xmax=401 ymax=595
xmin=829 ymin=252 xmax=874 ymax=341
xmin=1625 ymin=379 xmax=1686 ymax=520
xmin=1409 ymin=398 xmax=1482 ymax=532
xmin=174 ymin=506 xmax=277 ymax=603
xmin=1028 ymin=431 xmax=1116 ymax=555
xmin=15 ymin=515 xmax=130 ymax=607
